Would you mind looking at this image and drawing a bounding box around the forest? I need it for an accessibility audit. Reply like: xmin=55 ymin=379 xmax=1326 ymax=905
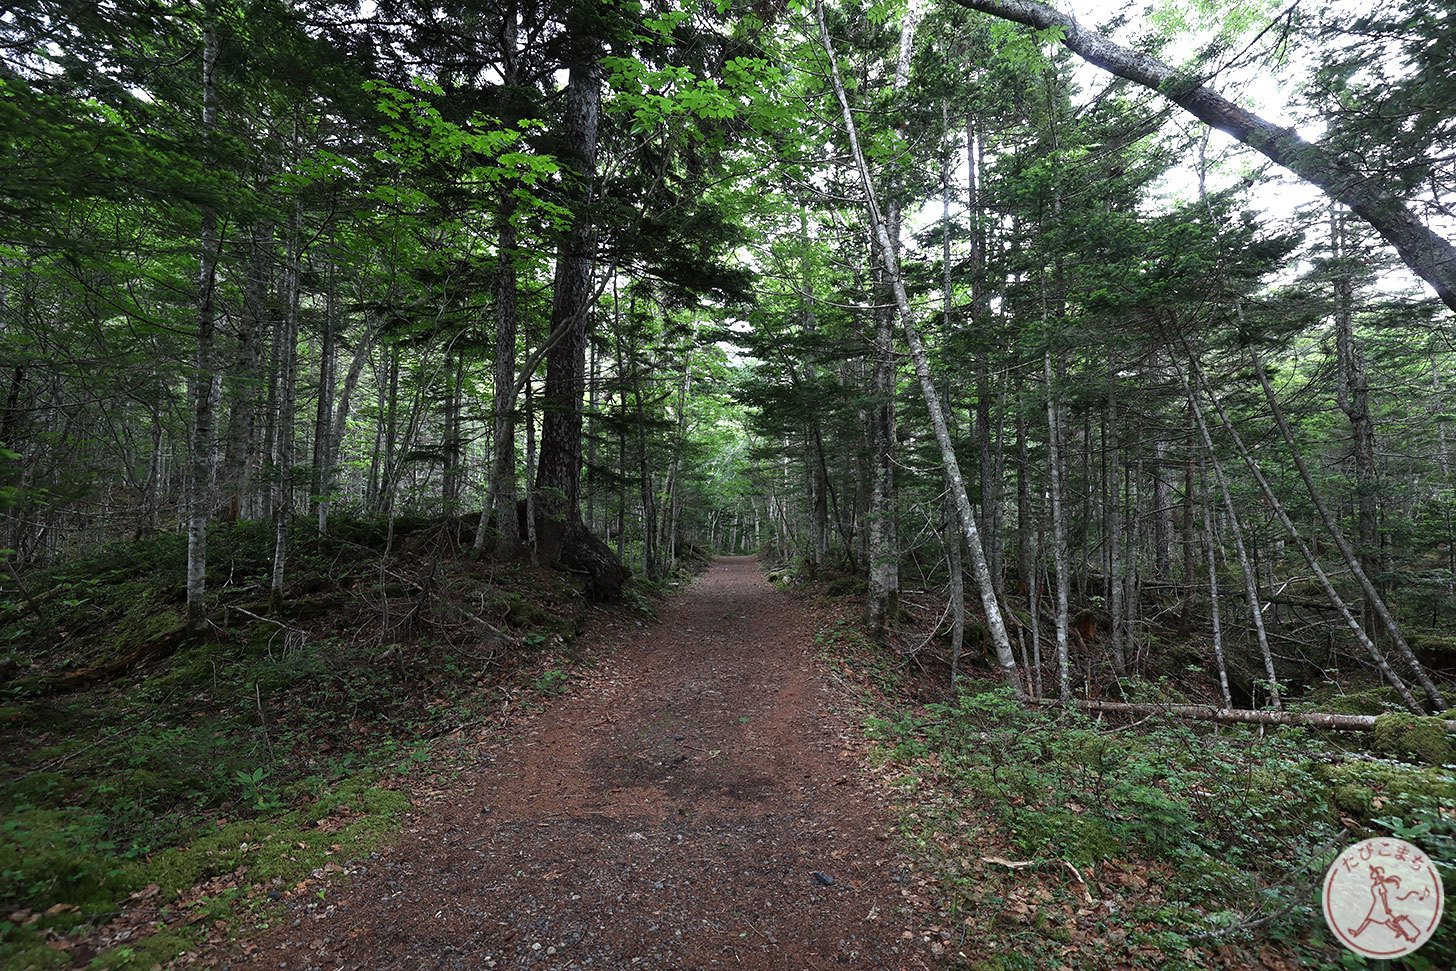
xmin=2 ymin=0 xmax=1455 ymax=968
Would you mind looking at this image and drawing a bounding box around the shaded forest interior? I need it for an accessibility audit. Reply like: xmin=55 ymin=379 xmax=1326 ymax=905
xmin=3 ymin=0 xmax=1456 ymax=968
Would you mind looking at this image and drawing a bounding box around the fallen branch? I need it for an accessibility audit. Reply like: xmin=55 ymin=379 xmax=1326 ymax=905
xmin=1030 ymin=697 xmax=1456 ymax=732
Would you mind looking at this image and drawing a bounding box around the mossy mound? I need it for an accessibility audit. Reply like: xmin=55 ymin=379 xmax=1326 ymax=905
xmin=1372 ymin=712 xmax=1453 ymax=766
xmin=821 ymin=574 xmax=868 ymax=598
xmin=1298 ymin=685 xmax=1408 ymax=717
xmin=1317 ymin=759 xmax=1456 ymax=821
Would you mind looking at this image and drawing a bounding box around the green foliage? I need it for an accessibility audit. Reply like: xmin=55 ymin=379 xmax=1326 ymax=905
xmin=531 ymin=667 xmax=570 ymax=696
xmin=869 ymin=687 xmax=1456 ymax=965
xmin=234 ymin=767 xmax=284 ymax=813
xmin=0 ymin=520 xmax=596 ymax=967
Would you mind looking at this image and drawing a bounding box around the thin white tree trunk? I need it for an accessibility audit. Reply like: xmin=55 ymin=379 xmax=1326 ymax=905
xmin=1245 ymin=340 xmax=1444 ymax=710
xmin=1182 ymin=351 xmax=1422 ymax=713
xmin=1044 ymin=351 xmax=1072 ymax=701
xmin=1175 ymin=360 xmax=1282 ymax=709
xmin=185 ymin=5 xmax=219 ymax=634
xmin=271 ymin=208 xmax=301 ymax=605
xmin=817 ymin=1 xmax=1021 ymax=692
xmin=1199 ymin=463 xmax=1232 ymax=708
xmin=1107 ymin=358 xmax=1126 ymax=676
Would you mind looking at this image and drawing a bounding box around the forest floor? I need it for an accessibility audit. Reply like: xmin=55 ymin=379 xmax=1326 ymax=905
xmin=210 ymin=556 xmax=935 ymax=970
xmin=7 ymin=544 xmax=1452 ymax=970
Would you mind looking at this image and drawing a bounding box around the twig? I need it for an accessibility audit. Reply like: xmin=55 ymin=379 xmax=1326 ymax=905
xmin=230 ymin=604 xmax=304 ymax=632
xmin=255 ymin=682 xmax=274 ymax=761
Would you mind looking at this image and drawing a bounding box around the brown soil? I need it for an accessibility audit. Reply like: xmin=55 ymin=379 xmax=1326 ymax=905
xmin=224 ymin=556 xmax=933 ymax=970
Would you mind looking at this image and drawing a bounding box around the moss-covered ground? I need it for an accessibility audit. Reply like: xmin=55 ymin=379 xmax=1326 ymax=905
xmin=0 ymin=518 xmax=645 ymax=969
xmin=808 ymin=606 xmax=1455 ymax=970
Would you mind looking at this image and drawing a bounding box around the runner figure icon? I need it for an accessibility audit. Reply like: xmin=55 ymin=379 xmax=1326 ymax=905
xmin=1347 ymin=864 xmax=1430 ymax=943
xmin=1324 ymin=837 xmax=1444 ymax=959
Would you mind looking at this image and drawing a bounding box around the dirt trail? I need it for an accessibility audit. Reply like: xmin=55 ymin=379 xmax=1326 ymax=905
xmin=229 ymin=557 xmax=931 ymax=970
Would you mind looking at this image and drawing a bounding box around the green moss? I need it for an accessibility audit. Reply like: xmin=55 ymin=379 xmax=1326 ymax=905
xmin=1372 ymin=712 xmax=1453 ymax=766
xmin=1302 ymin=686 xmax=1408 ymax=716
xmin=4 ymin=770 xmax=84 ymax=807
xmin=820 ymin=575 xmax=867 ymax=598
xmin=1053 ymin=815 xmax=1123 ymax=863
xmin=110 ymin=589 xmax=185 ymax=650
xmin=89 ymin=927 xmax=197 ymax=970
xmin=0 ymin=808 xmax=125 ymax=911
xmin=128 ymin=781 xmax=410 ymax=899
xmin=1318 ymin=760 xmax=1456 ymax=820
xmin=0 ymin=778 xmax=408 ymax=969
xmin=0 ymin=939 xmax=70 ymax=970
xmin=503 ymin=594 xmax=553 ymax=628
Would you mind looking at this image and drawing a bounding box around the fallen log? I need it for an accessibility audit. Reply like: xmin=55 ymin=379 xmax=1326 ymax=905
xmin=1029 ymin=697 xmax=1456 ymax=732
xmin=43 ymin=629 xmax=189 ymax=694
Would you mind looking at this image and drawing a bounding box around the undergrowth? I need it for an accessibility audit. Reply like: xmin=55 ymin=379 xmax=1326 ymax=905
xmin=0 ymin=517 xmax=615 ymax=969
xmin=813 ymin=598 xmax=1455 ymax=970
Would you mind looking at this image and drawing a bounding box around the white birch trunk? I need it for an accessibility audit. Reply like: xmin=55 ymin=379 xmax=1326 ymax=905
xmin=817 ymin=1 xmax=1021 ymax=692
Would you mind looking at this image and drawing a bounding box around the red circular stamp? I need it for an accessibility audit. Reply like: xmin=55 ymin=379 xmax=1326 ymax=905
xmin=1323 ymin=837 xmax=1445 ymax=958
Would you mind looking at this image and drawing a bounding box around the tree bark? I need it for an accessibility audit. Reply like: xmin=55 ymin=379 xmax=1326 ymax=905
xmin=1331 ymin=211 xmax=1381 ymax=630
xmin=479 ymin=193 xmax=521 ymax=557
xmin=949 ymin=0 xmax=1456 ymax=313
xmin=185 ymin=4 xmax=219 ymax=634
xmin=221 ymin=221 xmax=269 ymax=523
xmin=533 ymin=17 xmax=603 ymax=554
xmin=1044 ymin=351 xmax=1072 ymax=701
xmin=866 ymin=11 xmax=919 ymax=637
xmin=323 ymin=313 xmax=376 ymax=528
xmin=1107 ymin=357 xmax=1126 ymax=676
xmin=1175 ymin=357 xmax=1282 ymax=709
xmin=1152 ymin=434 xmax=1172 ymax=580
xmin=312 ymin=257 xmax=336 ymax=526
xmin=1199 ymin=462 xmax=1233 ymax=708
xmin=818 ymin=0 xmax=1021 ymax=692
xmin=270 ymin=210 xmax=301 ymax=607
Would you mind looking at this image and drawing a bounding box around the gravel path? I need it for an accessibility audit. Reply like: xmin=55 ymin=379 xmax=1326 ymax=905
xmin=229 ymin=556 xmax=931 ymax=970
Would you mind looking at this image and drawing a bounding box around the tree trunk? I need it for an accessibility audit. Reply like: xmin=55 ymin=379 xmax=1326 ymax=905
xmin=533 ymin=18 xmax=603 ymax=553
xmin=441 ymin=349 xmax=463 ymax=514
xmin=185 ymin=5 xmax=219 ymax=634
xmin=1243 ymin=341 xmax=1442 ymax=709
xmin=1031 ymin=697 xmax=1456 ymax=733
xmin=1175 ymin=357 xmax=1282 ymax=709
xmin=1180 ymin=404 xmax=1198 ymax=626
xmin=1152 ymin=434 xmax=1172 ymax=580
xmin=479 ymin=192 xmax=521 ymax=557
xmin=866 ymin=12 xmax=918 ymax=637
xmin=221 ymin=221 xmax=269 ymax=523
xmin=270 ymin=211 xmax=301 ymax=607
xmin=312 ymin=257 xmax=336 ymax=525
xmin=1331 ymin=210 xmax=1382 ymax=633
xmin=524 ymin=374 xmax=538 ymax=565
xmin=323 ymin=314 xmax=376 ymax=530
xmin=1044 ymin=351 xmax=1072 ymax=701
xmin=1107 ymin=357 xmax=1126 ymax=676
xmin=1199 ymin=462 xmax=1233 ymax=708
xmin=818 ymin=0 xmax=1021 ymax=692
